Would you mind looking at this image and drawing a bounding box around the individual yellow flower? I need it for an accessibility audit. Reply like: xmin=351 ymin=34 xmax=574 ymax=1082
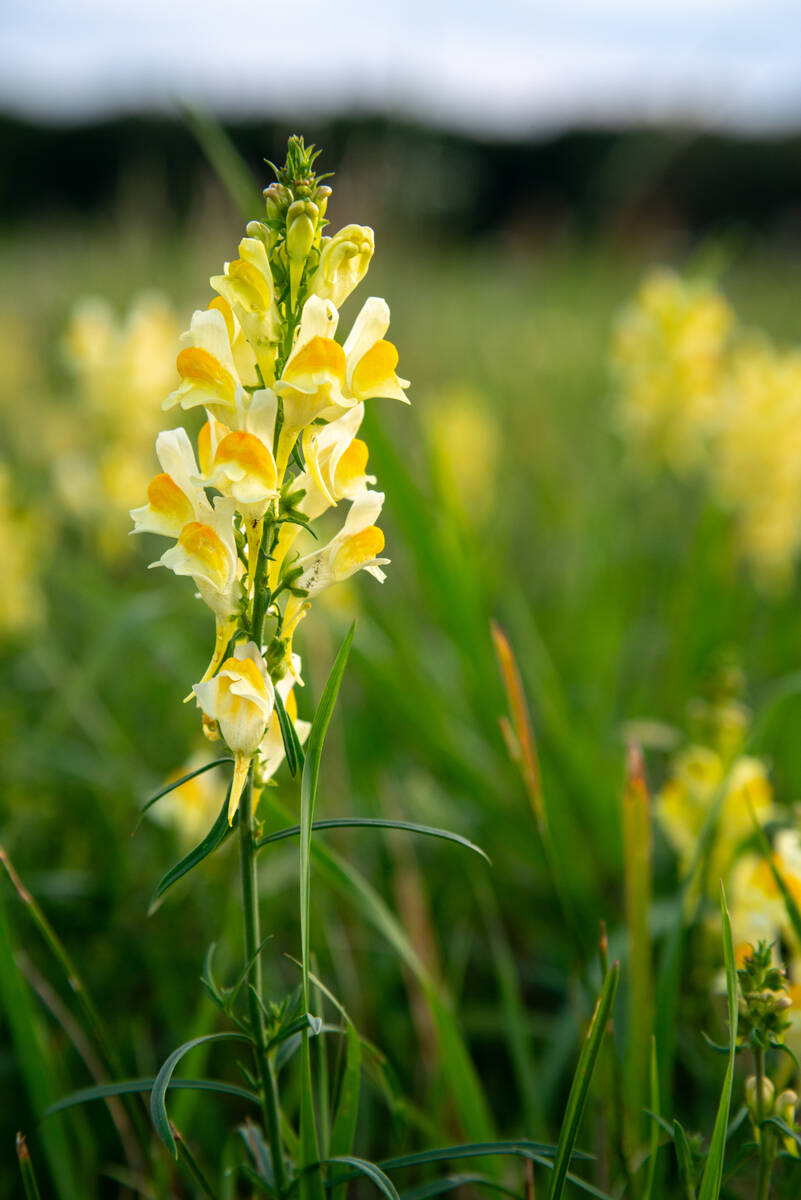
xmin=210 ymin=233 xmax=281 ymax=383
xmin=193 ymin=642 xmax=276 ymax=822
xmin=290 ymin=489 xmax=388 ymax=598
xmin=165 ymin=306 xmax=252 ymax=420
xmin=307 ymin=224 xmax=374 ymax=308
xmin=275 ymin=296 xmax=408 ymax=470
xmin=130 ymin=427 xmax=212 ymax=537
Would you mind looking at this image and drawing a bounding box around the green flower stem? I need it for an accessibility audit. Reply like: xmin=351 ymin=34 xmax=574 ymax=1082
xmin=755 ymin=1047 xmax=776 ymax=1200
xmin=239 ymin=771 xmax=287 ymax=1195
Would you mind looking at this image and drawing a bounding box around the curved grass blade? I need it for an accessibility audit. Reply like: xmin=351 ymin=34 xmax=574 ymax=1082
xmin=399 ymin=1175 xmax=522 ymax=1200
xmin=149 ymin=788 xmax=234 ymax=911
xmin=301 ymin=623 xmax=355 ymax=1005
xmin=44 ymin=1075 xmax=260 ymax=1117
xmin=697 ymin=884 xmax=738 ymax=1200
xmin=299 ymin=625 xmax=354 ymax=1200
xmin=150 ymin=1032 xmax=252 ymax=1157
xmin=258 ymin=818 xmax=489 ymax=863
xmin=323 ymin=1157 xmax=400 ymax=1200
xmin=547 ymin=962 xmax=619 ymax=1200
xmin=134 ymin=758 xmax=232 ymax=831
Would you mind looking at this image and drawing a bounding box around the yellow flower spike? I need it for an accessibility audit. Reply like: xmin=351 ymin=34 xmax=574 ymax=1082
xmin=308 ymin=224 xmax=374 ymax=308
xmin=192 ymin=642 xmax=275 ymax=823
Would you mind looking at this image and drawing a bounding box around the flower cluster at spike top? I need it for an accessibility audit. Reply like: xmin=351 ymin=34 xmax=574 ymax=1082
xmin=612 ymin=268 xmax=801 ymax=587
xmin=131 ymin=137 xmax=408 ymax=823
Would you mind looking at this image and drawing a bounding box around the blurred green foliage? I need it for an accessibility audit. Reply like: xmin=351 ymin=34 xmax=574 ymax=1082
xmin=3 ymin=168 xmax=801 ymax=1195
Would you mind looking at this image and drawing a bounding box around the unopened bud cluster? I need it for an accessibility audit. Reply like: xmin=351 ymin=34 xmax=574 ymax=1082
xmin=737 ymin=941 xmax=792 ymax=1053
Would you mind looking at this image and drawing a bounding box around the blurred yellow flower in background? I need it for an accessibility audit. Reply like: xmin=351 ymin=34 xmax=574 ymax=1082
xmin=60 ymin=292 xmax=179 ymax=557
xmin=0 ymin=467 xmax=47 ymax=638
xmin=613 ymin=268 xmax=734 ymax=474
xmin=426 ymin=385 xmax=500 ymax=526
xmin=711 ymin=339 xmax=801 ymax=587
xmin=614 ymin=267 xmax=801 ymax=587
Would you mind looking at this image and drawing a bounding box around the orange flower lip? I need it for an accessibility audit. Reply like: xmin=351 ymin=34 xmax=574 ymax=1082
xmin=177 ymin=346 xmax=237 ymax=405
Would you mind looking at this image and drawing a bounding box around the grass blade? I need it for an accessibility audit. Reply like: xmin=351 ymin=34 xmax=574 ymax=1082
xmin=257 ymin=817 xmax=489 ymax=863
xmin=300 ymin=623 xmax=355 ymax=1006
xmin=149 ymin=787 xmax=234 ymax=909
xmin=16 ymin=1133 xmax=43 ymax=1200
xmin=622 ymin=743 xmax=653 ymax=1143
xmin=324 ymin=1156 xmax=400 ymax=1200
xmin=673 ymin=1121 xmax=697 ymax=1200
xmin=299 ymin=624 xmax=354 ymax=1199
xmin=150 ymin=1032 xmax=252 ymax=1157
xmin=181 ymin=103 xmax=263 ymax=221
xmin=547 ymin=961 xmax=620 ymax=1200
xmin=0 ymin=886 xmax=80 ymax=1200
xmin=329 ymin=1021 xmax=362 ymax=1182
xmin=697 ymin=884 xmax=738 ymax=1200
xmin=45 ymin=1076 xmax=260 ymax=1116
xmin=642 ymin=1037 xmax=660 ymax=1200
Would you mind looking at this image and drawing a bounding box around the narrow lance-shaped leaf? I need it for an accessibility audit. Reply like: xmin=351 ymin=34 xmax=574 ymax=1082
xmin=150 ymin=1032 xmax=253 ymax=1157
xmin=697 ymin=884 xmax=738 ymax=1200
xmin=257 ymin=817 xmax=489 ymax=863
xmin=547 ymin=961 xmax=620 ymax=1200
xmin=149 ymin=787 xmax=235 ymax=910
xmin=134 ymin=758 xmax=232 ymax=830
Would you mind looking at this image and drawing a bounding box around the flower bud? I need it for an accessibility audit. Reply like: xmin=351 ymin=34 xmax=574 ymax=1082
xmin=286 ymin=200 xmax=319 ymax=308
xmin=777 ymin=1089 xmax=798 ymax=1125
xmin=745 ymin=1074 xmax=775 ymax=1126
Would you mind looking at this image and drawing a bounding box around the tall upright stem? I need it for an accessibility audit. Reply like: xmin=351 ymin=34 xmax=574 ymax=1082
xmin=755 ymin=1048 xmax=775 ymax=1200
xmin=239 ymin=771 xmax=287 ymax=1194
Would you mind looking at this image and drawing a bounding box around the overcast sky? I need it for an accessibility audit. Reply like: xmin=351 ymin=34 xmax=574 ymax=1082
xmin=2 ymin=0 xmax=801 ymax=134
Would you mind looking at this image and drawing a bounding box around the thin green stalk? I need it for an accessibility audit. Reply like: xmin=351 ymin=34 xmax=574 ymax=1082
xmin=755 ymin=1048 xmax=776 ymax=1200
xmin=175 ymin=1129 xmax=219 ymax=1200
xmin=239 ymin=774 xmax=287 ymax=1195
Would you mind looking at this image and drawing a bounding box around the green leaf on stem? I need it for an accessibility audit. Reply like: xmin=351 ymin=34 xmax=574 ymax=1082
xmin=257 ymin=817 xmax=489 ymax=863
xmin=45 ymin=1075 xmax=260 ymax=1116
xmin=274 ymin=688 xmax=305 ymax=777
xmin=134 ymin=758 xmax=232 ymax=831
xmin=149 ymin=788 xmax=235 ymax=910
xmin=150 ymin=1032 xmax=253 ymax=1157
xmin=673 ymin=1120 xmax=698 ymax=1200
